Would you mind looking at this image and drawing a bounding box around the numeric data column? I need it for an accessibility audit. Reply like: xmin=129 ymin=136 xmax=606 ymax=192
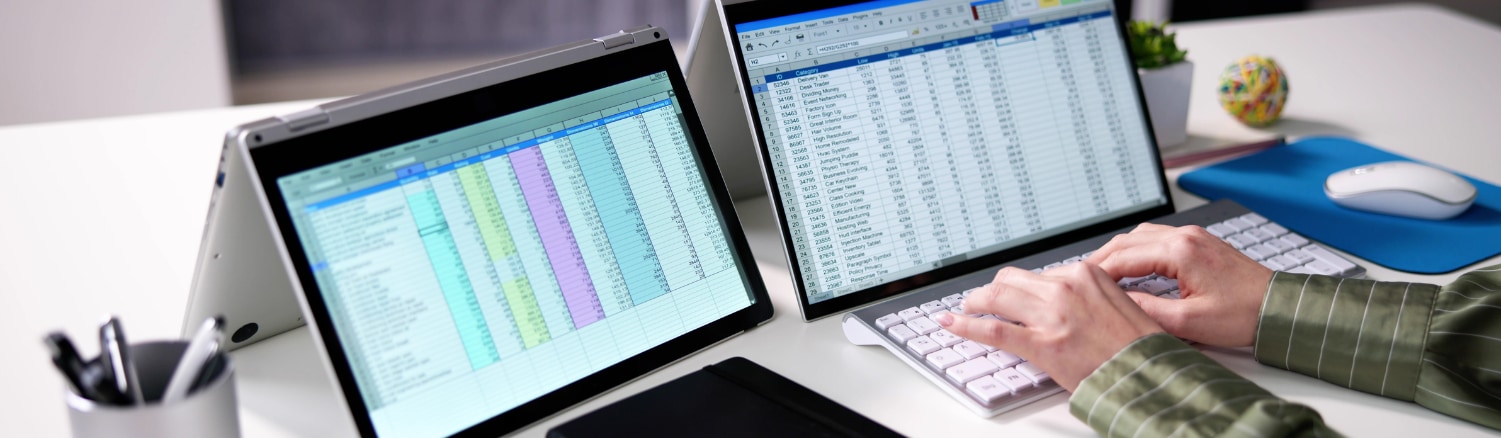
xmin=904 ymin=49 xmax=952 ymax=262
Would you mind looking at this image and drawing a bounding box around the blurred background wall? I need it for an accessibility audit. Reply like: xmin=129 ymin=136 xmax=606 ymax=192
xmin=228 ymin=0 xmax=695 ymax=104
xmin=0 ymin=0 xmax=230 ymax=126
xmin=1 ymin=0 xmax=1497 ymax=126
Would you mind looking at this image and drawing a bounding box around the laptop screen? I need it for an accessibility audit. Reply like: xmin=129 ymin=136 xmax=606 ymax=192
xmin=272 ymin=72 xmax=756 ymax=437
xmin=724 ymin=0 xmax=1168 ymax=316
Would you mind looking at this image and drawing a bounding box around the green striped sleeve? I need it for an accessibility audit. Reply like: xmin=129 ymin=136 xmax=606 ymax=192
xmin=1254 ymin=272 xmax=1439 ymax=400
xmin=1415 ymin=265 xmax=1501 ymax=428
xmin=1256 ymin=265 xmax=1501 ymax=429
xmin=1069 ymin=334 xmax=1334 ymax=437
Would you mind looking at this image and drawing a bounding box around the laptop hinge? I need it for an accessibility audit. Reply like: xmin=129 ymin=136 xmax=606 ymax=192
xmin=594 ymin=31 xmax=635 ymax=50
xmin=278 ymin=108 xmax=331 ymax=132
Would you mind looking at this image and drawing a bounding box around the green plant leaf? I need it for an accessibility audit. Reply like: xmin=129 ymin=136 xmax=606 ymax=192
xmin=1126 ymin=20 xmax=1187 ymax=69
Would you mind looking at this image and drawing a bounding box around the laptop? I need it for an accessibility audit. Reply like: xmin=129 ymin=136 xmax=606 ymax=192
xmin=714 ymin=0 xmax=1365 ymax=416
xmin=183 ymin=25 xmax=774 ymax=436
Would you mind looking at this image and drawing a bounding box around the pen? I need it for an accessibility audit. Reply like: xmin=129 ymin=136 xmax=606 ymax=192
xmin=161 ymin=316 xmax=224 ymax=403
xmin=100 ymin=316 xmax=144 ymax=405
xmin=44 ymin=332 xmax=89 ymax=396
xmin=1161 ymin=136 xmax=1286 ymax=168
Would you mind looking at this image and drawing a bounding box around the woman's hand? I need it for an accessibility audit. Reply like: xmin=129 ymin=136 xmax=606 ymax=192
xmin=937 ymin=262 xmax=1164 ymax=392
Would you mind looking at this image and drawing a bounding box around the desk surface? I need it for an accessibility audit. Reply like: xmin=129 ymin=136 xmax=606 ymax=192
xmin=4 ymin=4 xmax=1500 ymax=436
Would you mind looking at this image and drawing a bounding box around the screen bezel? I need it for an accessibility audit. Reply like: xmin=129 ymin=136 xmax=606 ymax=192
xmin=246 ymin=38 xmax=773 ymax=437
xmin=720 ymin=0 xmax=1175 ymax=320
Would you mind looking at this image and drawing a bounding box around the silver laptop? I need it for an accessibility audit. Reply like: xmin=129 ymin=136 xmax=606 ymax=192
xmin=183 ymin=25 xmax=773 ymax=436
xmin=714 ymin=0 xmax=1364 ymax=416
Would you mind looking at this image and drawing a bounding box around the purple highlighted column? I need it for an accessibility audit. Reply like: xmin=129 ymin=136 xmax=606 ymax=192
xmin=509 ymin=145 xmax=605 ymax=329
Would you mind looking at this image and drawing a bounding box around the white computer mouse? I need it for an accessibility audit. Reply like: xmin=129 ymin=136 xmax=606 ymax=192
xmin=1325 ymin=161 xmax=1477 ymax=220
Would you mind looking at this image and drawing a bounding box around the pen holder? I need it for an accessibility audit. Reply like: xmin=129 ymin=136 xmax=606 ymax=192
xmin=65 ymin=341 xmax=241 ymax=438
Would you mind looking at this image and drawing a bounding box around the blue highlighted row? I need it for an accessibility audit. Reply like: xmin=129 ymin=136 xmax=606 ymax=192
xmin=304 ymin=98 xmax=674 ymax=213
xmin=755 ymin=10 xmax=1109 ymax=87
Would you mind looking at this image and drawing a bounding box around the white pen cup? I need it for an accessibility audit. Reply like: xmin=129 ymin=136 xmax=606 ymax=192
xmin=65 ymin=341 xmax=240 ymax=438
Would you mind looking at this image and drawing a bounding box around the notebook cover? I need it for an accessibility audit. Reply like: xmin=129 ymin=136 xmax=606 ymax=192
xmin=1177 ymin=136 xmax=1501 ymax=274
xmin=547 ymin=357 xmax=899 ymax=438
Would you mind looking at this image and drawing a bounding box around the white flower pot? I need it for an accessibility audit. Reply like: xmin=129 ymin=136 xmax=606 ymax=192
xmin=1137 ymin=60 xmax=1193 ymax=148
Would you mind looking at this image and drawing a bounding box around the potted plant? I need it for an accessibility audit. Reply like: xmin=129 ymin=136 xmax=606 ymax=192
xmin=1128 ymin=21 xmax=1192 ymax=148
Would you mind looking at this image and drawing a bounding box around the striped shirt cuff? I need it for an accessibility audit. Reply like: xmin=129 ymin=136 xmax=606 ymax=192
xmin=1254 ymin=272 xmax=1440 ymax=401
xmin=1070 ymin=334 xmax=1279 ymax=437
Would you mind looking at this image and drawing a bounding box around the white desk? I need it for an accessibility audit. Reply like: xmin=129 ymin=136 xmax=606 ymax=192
xmin=3 ymin=4 xmax=1499 ymax=436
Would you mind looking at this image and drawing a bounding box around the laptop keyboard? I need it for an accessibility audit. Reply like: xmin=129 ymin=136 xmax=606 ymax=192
xmin=844 ymin=206 xmax=1365 ymax=417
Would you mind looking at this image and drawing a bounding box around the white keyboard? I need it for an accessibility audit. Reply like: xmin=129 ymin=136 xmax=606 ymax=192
xmin=842 ymin=201 xmax=1364 ymax=417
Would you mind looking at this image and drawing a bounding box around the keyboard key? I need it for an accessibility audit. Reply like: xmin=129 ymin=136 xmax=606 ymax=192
xmin=1226 ymin=233 xmax=1259 ymax=249
xmin=920 ymin=300 xmax=948 ymax=314
xmin=1139 ymin=279 xmax=1177 ymax=296
xmin=954 ymin=341 xmax=989 ymax=359
xmin=948 ymin=358 xmax=1001 ymax=383
xmin=875 ymin=313 xmax=904 ymax=329
xmin=994 ymin=368 xmax=1034 ymax=390
xmin=962 ymin=287 xmax=978 ymax=297
xmin=1243 ymin=228 xmax=1276 ymax=243
xmin=929 ymin=309 xmax=953 ymax=323
xmin=985 ymin=350 xmax=1023 ymax=368
xmin=1301 ymin=245 xmax=1361 ymax=277
xmin=930 ymin=329 xmax=964 ymax=347
xmin=1284 ymin=249 xmax=1316 ymax=264
xmin=1061 ymin=256 xmax=1083 ymax=265
xmin=1118 ymin=276 xmax=1152 ymax=287
xmin=1222 ymin=217 xmax=1256 ymax=232
xmin=1240 ymin=213 xmax=1269 ymax=226
xmin=1259 ymin=223 xmax=1289 ymax=236
xmin=967 ymin=376 xmax=1014 ymax=402
xmin=1268 ymin=255 xmax=1300 ymax=269
xmin=888 ymin=325 xmax=918 ymax=342
xmin=908 ymin=336 xmax=941 ymax=355
xmin=1263 ymin=238 xmax=1296 ymax=253
xmin=1280 ymin=233 xmax=1310 ymax=247
xmin=908 ymin=318 xmax=941 ymax=335
xmin=1246 ymin=244 xmax=1279 ymax=260
xmin=1206 ymin=223 xmax=1236 ymax=238
xmin=926 ymin=348 xmax=965 ymax=369
xmin=898 ymin=307 xmax=926 ymax=321
xmin=1016 ymin=362 xmax=1052 ymax=385
xmin=941 ymin=294 xmax=964 ymax=308
xmin=1261 ymin=261 xmax=1283 ymax=271
xmin=1306 ymin=260 xmax=1341 ymax=276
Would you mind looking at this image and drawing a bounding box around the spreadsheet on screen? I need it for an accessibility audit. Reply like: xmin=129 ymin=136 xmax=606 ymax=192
xmin=735 ymin=0 xmax=1165 ymax=304
xmin=274 ymin=73 xmax=753 ymax=437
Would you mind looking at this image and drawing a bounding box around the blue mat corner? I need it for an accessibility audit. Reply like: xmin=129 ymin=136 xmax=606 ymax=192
xmin=1177 ymin=136 xmax=1501 ymax=274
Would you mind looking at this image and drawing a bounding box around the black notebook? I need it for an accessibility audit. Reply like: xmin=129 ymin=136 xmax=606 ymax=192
xmin=548 ymin=357 xmax=899 ymax=437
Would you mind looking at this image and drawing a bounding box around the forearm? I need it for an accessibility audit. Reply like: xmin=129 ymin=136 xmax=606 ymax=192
xmin=1070 ymin=334 xmax=1335 ymax=437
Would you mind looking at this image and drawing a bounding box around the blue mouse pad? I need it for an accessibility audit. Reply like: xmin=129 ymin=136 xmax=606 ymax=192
xmin=1178 ymin=136 xmax=1501 ymax=274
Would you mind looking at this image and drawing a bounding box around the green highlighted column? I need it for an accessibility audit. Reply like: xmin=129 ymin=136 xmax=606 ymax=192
xmin=456 ymin=165 xmax=551 ymax=348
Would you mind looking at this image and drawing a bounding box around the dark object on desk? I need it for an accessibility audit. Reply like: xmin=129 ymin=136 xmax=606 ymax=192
xmin=548 ymin=357 xmax=900 ymax=438
xmin=1179 ymin=136 xmax=1501 ymax=274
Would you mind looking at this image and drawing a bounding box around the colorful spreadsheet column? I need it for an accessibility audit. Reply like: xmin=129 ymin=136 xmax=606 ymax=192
xmin=455 ymin=164 xmax=552 ymax=348
xmin=405 ymin=180 xmax=500 ymax=369
xmin=509 ymin=144 xmax=606 ymax=329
